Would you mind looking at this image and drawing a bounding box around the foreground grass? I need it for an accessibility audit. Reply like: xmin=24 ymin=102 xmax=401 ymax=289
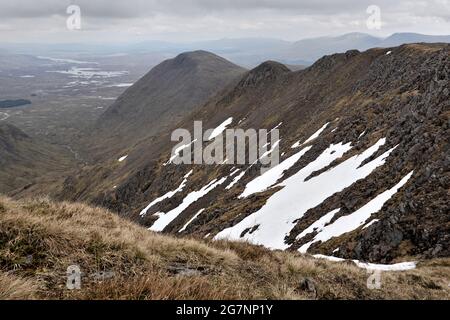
xmin=0 ymin=196 xmax=448 ymax=300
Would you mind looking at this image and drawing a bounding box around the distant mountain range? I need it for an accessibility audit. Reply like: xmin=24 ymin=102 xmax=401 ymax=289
xmin=282 ymin=32 xmax=450 ymax=63
xmin=101 ymin=32 xmax=450 ymax=67
xmin=2 ymin=32 xmax=449 ymax=67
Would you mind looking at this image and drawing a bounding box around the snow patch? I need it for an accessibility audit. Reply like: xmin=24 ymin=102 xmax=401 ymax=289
xmin=230 ymin=168 xmax=241 ymax=176
xmin=355 ymin=260 xmax=416 ymax=271
xmin=313 ymin=255 xmax=416 ymax=271
xmin=140 ymin=170 xmax=193 ymax=217
xmin=164 ymin=139 xmax=197 ymax=165
xmin=256 ymin=139 xmax=280 ymax=163
xmin=225 ymin=171 xmax=245 ymax=190
xmin=362 ymin=219 xmax=379 ymax=229
xmin=108 ymin=83 xmax=134 ymax=88
xmin=296 ymin=209 xmax=340 ymax=240
xmin=299 ymin=171 xmax=413 ymax=253
xmin=179 ymin=209 xmax=205 ymax=233
xmin=240 ymin=146 xmax=312 ymax=198
xmin=291 ymin=122 xmax=330 ymax=148
xmin=270 ymin=122 xmax=283 ymax=132
xmin=207 ymin=117 xmax=233 ymax=140
xmin=150 ymin=177 xmax=227 ymax=232
xmin=215 ymin=138 xmax=395 ymax=250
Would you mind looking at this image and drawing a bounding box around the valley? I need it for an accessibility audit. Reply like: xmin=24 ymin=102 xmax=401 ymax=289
xmin=0 ymin=52 xmax=167 ymax=149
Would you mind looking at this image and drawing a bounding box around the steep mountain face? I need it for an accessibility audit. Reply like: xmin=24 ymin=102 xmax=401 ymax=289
xmin=90 ymin=50 xmax=246 ymax=159
xmin=61 ymin=43 xmax=449 ymax=264
xmin=0 ymin=123 xmax=75 ymax=194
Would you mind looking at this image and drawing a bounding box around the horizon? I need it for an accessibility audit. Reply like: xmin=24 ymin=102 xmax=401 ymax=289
xmin=2 ymin=31 xmax=450 ymax=46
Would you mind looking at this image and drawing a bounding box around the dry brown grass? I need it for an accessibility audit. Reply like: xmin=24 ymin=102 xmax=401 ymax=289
xmin=0 ymin=272 xmax=37 ymax=299
xmin=0 ymin=196 xmax=448 ymax=300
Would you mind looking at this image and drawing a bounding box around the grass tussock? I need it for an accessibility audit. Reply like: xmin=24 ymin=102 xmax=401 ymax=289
xmin=0 ymin=195 xmax=449 ymax=300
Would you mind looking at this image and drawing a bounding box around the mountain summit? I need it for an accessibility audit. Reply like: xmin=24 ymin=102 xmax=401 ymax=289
xmin=91 ymin=51 xmax=246 ymax=158
xmin=237 ymin=61 xmax=290 ymax=88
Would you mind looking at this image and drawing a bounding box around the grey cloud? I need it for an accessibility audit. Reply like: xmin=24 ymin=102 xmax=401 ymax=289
xmin=0 ymin=0 xmax=448 ymax=43
xmin=0 ymin=0 xmax=447 ymax=19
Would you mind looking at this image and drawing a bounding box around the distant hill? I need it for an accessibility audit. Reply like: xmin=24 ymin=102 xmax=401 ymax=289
xmin=379 ymin=33 xmax=450 ymax=47
xmin=285 ymin=32 xmax=381 ymax=62
xmin=282 ymin=32 xmax=450 ymax=63
xmin=91 ymin=50 xmax=246 ymax=159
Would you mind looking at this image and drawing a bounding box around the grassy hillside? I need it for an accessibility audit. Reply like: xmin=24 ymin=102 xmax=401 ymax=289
xmin=0 ymin=123 xmax=76 ymax=195
xmin=0 ymin=196 xmax=448 ymax=300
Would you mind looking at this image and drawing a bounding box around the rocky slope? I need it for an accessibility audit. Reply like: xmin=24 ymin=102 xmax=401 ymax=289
xmin=61 ymin=43 xmax=449 ymax=264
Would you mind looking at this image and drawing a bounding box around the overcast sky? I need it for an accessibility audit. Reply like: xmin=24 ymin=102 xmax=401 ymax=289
xmin=0 ymin=0 xmax=449 ymax=43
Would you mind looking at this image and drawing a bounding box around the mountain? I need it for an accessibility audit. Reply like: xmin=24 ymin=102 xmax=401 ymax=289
xmin=283 ymin=32 xmax=450 ymax=64
xmin=285 ymin=32 xmax=381 ymax=62
xmin=120 ymin=33 xmax=450 ymax=66
xmin=121 ymin=33 xmax=450 ymax=66
xmin=61 ymin=43 xmax=449 ymax=265
xmin=1 ymin=196 xmax=448 ymax=299
xmin=0 ymin=123 xmax=75 ymax=194
xmin=379 ymin=33 xmax=450 ymax=47
xmin=90 ymin=50 xmax=246 ymax=159
xmin=2 ymin=33 xmax=449 ymax=68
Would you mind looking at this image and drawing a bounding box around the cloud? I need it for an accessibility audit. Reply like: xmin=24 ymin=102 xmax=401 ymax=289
xmin=0 ymin=0 xmax=448 ymax=42
xmin=0 ymin=0 xmax=448 ymax=19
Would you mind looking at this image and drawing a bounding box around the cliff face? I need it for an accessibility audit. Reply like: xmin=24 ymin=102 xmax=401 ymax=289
xmin=61 ymin=44 xmax=449 ymax=263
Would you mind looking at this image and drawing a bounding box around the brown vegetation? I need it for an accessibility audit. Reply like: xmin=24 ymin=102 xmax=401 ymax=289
xmin=0 ymin=196 xmax=448 ymax=300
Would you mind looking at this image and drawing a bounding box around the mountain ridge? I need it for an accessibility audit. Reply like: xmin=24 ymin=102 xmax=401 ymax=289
xmin=58 ymin=43 xmax=450 ymax=264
